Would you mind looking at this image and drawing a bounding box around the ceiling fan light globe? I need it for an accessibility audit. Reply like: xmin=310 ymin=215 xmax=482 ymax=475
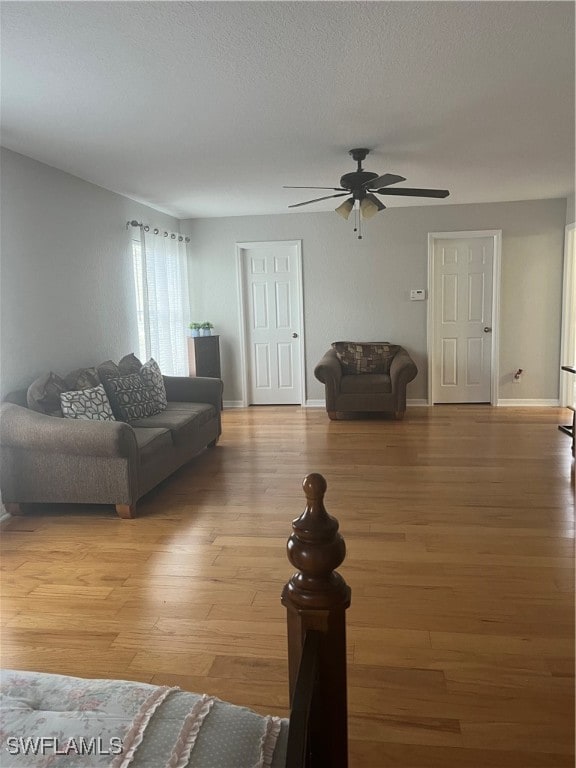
xmin=359 ymin=197 xmax=380 ymax=220
xmin=335 ymin=199 xmax=354 ymax=220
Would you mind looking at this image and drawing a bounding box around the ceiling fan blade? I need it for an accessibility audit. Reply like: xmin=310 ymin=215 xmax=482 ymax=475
xmin=283 ymin=186 xmax=346 ymax=191
xmin=374 ymin=187 xmax=450 ymax=198
xmin=365 ymin=193 xmax=386 ymax=212
xmin=364 ymin=173 xmax=406 ymax=188
xmin=288 ymin=193 xmax=349 ymax=208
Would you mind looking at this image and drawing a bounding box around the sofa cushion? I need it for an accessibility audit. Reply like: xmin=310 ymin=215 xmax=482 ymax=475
xmin=97 ymin=359 xmax=121 ymax=380
xmin=332 ymin=342 xmax=399 ymax=374
xmin=130 ymin=403 xmax=216 ymax=444
xmin=105 ymin=373 xmax=164 ymax=422
xmin=64 ymin=366 xmax=101 ymax=391
xmin=118 ymin=353 xmax=143 ymax=375
xmin=140 ymin=358 xmax=168 ymax=411
xmin=340 ymin=373 xmax=392 ymax=394
xmin=26 ymin=371 xmax=67 ymax=417
xmin=60 ymin=384 xmax=116 ymax=421
xmin=133 ymin=426 xmax=173 ymax=460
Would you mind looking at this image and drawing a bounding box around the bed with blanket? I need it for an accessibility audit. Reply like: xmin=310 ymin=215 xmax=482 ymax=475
xmin=1 ymin=670 xmax=288 ymax=767
xmin=0 ymin=474 xmax=350 ymax=768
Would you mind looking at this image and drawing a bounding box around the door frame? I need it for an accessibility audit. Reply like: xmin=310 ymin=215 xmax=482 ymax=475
xmin=559 ymin=222 xmax=576 ymax=407
xmin=427 ymin=230 xmax=502 ymax=406
xmin=236 ymin=240 xmax=305 ymax=408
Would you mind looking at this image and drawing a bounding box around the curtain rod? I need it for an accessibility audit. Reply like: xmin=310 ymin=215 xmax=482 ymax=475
xmin=126 ymin=220 xmax=190 ymax=243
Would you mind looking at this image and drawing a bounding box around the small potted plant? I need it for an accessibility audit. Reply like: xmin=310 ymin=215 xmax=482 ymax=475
xmin=188 ymin=322 xmax=202 ymax=337
xmin=200 ymin=322 xmax=214 ymax=337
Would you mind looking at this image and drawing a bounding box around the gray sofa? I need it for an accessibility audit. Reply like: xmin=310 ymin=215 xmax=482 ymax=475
xmin=0 ymin=375 xmax=223 ymax=519
xmin=314 ymin=343 xmax=417 ymax=420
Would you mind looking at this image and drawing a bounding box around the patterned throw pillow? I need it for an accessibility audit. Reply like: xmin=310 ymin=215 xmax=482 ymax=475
xmin=60 ymin=384 xmax=116 ymax=421
xmin=105 ymin=373 xmax=163 ymax=422
xmin=332 ymin=342 xmax=399 ymax=374
xmin=140 ymin=358 xmax=168 ymax=411
xmin=27 ymin=371 xmax=67 ymax=417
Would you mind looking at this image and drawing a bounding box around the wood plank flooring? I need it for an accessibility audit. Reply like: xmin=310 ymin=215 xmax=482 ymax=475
xmin=1 ymin=405 xmax=574 ymax=767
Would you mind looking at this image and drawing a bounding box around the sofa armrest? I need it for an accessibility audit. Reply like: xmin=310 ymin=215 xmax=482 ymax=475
xmin=314 ymin=350 xmax=342 ymax=412
xmin=163 ymin=376 xmax=223 ymax=410
xmin=389 ymin=349 xmax=418 ymax=391
xmin=0 ymin=403 xmax=138 ymax=458
xmin=314 ymin=350 xmax=342 ymax=385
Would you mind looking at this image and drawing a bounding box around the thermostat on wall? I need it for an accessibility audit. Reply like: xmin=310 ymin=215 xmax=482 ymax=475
xmin=410 ymin=289 xmax=426 ymax=301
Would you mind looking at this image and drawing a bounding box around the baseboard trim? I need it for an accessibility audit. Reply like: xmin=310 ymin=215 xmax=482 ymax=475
xmin=223 ymin=398 xmax=557 ymax=408
xmin=305 ymin=399 xmax=429 ymax=408
xmin=497 ymin=399 xmax=560 ymax=407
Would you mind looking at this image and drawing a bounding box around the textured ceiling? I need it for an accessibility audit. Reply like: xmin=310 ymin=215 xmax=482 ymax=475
xmin=1 ymin=1 xmax=574 ymax=218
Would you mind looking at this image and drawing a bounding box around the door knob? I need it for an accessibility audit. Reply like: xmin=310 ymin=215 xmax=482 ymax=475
xmin=483 ymin=327 xmax=492 ymax=333
xmin=292 ymin=332 xmax=298 ymax=338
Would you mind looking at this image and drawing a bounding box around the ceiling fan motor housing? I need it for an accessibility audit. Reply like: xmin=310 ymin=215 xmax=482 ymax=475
xmin=340 ymin=170 xmax=379 ymax=197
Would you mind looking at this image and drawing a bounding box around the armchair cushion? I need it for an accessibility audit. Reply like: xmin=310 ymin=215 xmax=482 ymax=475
xmin=340 ymin=374 xmax=392 ymax=395
xmin=332 ymin=342 xmax=400 ymax=374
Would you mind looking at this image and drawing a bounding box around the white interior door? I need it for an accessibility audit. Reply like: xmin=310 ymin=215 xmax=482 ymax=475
xmin=431 ymin=235 xmax=495 ymax=403
xmin=238 ymin=241 xmax=303 ymax=405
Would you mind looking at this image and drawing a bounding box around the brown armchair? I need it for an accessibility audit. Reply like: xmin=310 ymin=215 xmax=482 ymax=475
xmin=314 ymin=342 xmax=418 ymax=420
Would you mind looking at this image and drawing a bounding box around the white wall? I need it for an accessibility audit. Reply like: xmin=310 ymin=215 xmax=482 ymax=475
xmin=567 ymin=193 xmax=575 ymax=225
xmin=0 ymin=149 xmax=179 ymax=397
xmin=1 ymin=147 xmax=566 ymax=405
xmin=182 ymin=198 xmax=566 ymax=403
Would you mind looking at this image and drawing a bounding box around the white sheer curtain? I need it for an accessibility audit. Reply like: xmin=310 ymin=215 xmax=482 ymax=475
xmin=134 ymin=229 xmax=189 ymax=376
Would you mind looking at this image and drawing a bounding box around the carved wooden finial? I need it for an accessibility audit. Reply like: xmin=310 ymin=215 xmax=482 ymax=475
xmin=282 ymin=473 xmax=350 ymax=611
xmin=302 ymin=471 xmax=327 ymax=501
xmin=282 ymin=474 xmax=351 ymax=767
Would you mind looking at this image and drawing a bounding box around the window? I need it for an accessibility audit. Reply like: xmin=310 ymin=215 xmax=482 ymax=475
xmin=131 ymin=229 xmax=189 ymax=376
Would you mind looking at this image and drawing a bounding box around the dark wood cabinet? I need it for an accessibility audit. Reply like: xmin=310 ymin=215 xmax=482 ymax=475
xmin=559 ymin=365 xmax=575 ymax=456
xmin=187 ymin=335 xmax=221 ymax=379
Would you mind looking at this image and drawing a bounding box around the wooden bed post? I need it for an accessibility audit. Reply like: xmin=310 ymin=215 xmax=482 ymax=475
xmin=282 ymin=473 xmax=351 ymax=768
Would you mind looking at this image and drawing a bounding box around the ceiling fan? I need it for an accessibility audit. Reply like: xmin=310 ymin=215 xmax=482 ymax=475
xmin=284 ymin=148 xmax=450 ymax=239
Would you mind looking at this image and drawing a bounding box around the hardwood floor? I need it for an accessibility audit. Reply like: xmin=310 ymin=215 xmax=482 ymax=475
xmin=1 ymin=405 xmax=574 ymax=767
